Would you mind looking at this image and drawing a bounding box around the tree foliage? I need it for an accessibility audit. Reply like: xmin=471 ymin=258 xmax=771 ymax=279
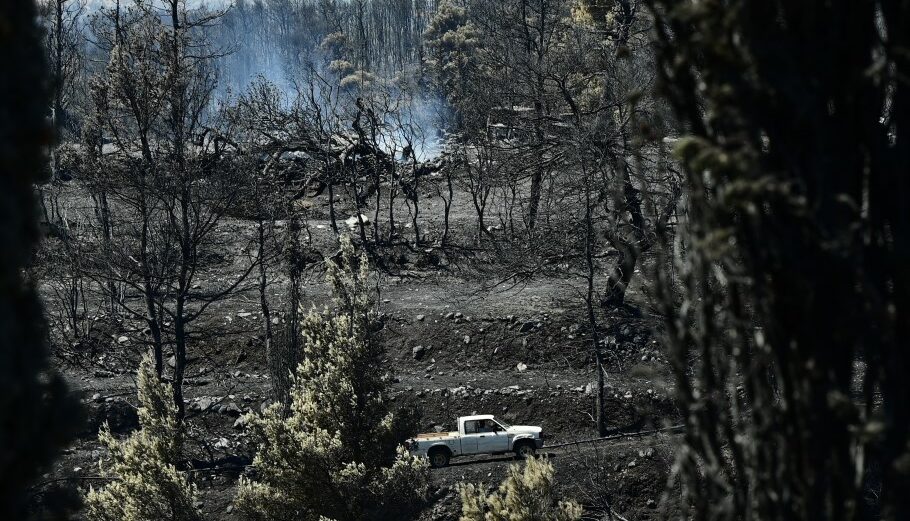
xmin=84 ymin=354 xmax=201 ymax=521
xmin=235 ymin=236 xmax=429 ymax=521
xmin=458 ymin=457 xmax=582 ymax=521
xmin=424 ymin=0 xmax=479 ymax=123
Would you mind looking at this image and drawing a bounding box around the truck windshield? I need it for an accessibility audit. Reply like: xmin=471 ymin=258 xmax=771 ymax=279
xmin=495 ymin=419 xmax=511 ymax=429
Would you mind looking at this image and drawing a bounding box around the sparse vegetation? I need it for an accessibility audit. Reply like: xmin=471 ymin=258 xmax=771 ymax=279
xmin=458 ymin=457 xmax=581 ymax=521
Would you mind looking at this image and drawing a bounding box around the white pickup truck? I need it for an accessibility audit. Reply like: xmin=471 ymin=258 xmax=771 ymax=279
xmin=405 ymin=414 xmax=544 ymax=468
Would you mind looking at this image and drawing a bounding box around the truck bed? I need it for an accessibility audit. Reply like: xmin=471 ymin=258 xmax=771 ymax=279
xmin=413 ymin=431 xmax=458 ymax=440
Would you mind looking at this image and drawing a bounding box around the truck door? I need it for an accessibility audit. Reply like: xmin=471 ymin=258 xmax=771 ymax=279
xmin=474 ymin=419 xmax=511 ymax=453
xmin=460 ymin=420 xmax=481 ymax=454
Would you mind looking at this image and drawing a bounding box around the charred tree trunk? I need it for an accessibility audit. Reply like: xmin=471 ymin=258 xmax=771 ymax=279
xmin=584 ymin=174 xmax=606 ymax=437
xmin=440 ymin=169 xmax=453 ymax=247
xmin=328 ymin=181 xmax=339 ymax=234
xmin=602 ymin=242 xmax=638 ymax=307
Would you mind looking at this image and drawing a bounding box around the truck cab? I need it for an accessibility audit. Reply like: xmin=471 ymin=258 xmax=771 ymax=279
xmin=405 ymin=414 xmax=544 ymax=468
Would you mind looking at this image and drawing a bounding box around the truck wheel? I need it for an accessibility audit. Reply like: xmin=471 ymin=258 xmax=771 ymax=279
xmin=428 ymin=449 xmax=450 ymax=468
xmin=514 ymin=441 xmax=536 ymax=459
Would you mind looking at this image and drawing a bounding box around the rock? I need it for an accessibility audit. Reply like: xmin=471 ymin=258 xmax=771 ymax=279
xmin=214 ymin=437 xmax=230 ymax=450
xmin=519 ymin=321 xmax=536 ymax=333
xmin=91 ymin=393 xmax=103 ymax=403
xmin=628 ymin=459 xmax=637 ymax=468
xmin=445 ymin=312 xmax=455 ymax=319
xmin=500 ymin=385 xmax=520 ymax=395
xmin=647 ymin=499 xmax=656 ymax=508
xmin=463 ymin=335 xmax=471 ymax=345
xmin=222 ymin=402 xmax=243 ymax=417
xmin=345 ymin=214 xmax=371 ymax=228
xmin=416 ymin=314 xmax=426 ymax=321
xmin=117 ymin=335 xmax=129 ymax=344
xmin=584 ymin=382 xmax=596 ymax=396
xmin=167 ymin=356 xmax=177 ymax=369
xmin=233 ymin=415 xmax=251 ymax=430
xmin=196 ymin=397 xmax=215 ymax=412
xmin=449 ymin=386 xmax=469 ymax=397
xmin=516 ymin=362 xmax=528 ymax=372
xmin=412 ymin=345 xmax=426 ymax=360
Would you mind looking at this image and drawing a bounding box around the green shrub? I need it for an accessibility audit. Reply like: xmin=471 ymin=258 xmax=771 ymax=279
xmin=84 ymin=354 xmax=201 ymax=521
xmin=235 ymin=237 xmax=428 ymax=521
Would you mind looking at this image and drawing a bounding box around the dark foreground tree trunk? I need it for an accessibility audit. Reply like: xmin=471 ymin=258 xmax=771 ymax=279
xmin=0 ymin=2 xmax=81 ymax=515
xmin=649 ymin=1 xmax=910 ymax=519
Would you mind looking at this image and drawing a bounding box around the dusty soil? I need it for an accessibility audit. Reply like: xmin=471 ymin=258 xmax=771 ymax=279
xmin=40 ymin=180 xmax=681 ymax=520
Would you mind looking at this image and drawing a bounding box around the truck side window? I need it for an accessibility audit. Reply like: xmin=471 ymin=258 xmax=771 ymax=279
xmin=464 ymin=421 xmax=478 ymax=434
xmin=477 ymin=420 xmax=499 ymax=433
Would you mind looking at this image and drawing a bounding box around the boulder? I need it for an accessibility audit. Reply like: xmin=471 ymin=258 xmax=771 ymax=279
xmin=345 ymin=214 xmax=371 ymax=228
xmin=412 ymin=345 xmax=426 ymax=360
xmin=195 ymin=396 xmax=215 ymax=412
xmin=222 ymin=402 xmax=243 ymax=417
xmin=233 ymin=415 xmax=251 ymax=430
xmin=519 ymin=321 xmax=536 ymax=333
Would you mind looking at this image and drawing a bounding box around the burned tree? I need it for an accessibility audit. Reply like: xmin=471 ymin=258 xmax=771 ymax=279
xmin=76 ymin=0 xmax=257 ymax=419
